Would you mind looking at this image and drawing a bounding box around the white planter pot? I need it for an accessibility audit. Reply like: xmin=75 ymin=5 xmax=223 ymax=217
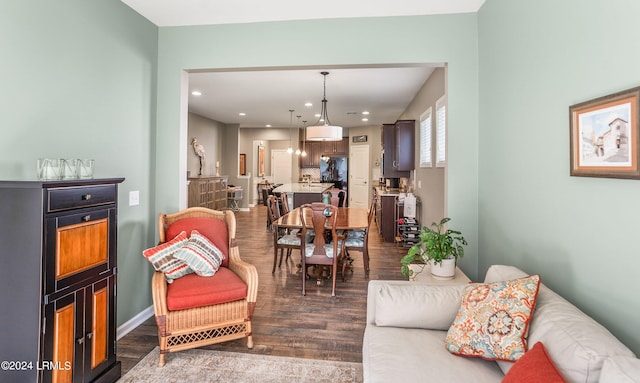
xmin=430 ymin=258 xmax=456 ymax=280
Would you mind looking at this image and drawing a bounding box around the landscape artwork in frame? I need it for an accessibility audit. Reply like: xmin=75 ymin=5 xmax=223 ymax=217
xmin=570 ymin=86 xmax=640 ymax=179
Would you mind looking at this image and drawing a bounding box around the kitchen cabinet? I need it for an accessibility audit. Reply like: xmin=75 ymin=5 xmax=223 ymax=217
xmin=0 ymin=178 xmax=123 ymax=383
xmin=395 ymin=120 xmax=415 ymax=171
xmin=321 ymin=137 xmax=348 ymax=155
xmin=300 ymin=138 xmax=348 ymax=169
xmin=382 ymin=121 xmax=414 ymax=177
xmin=188 ymin=176 xmax=228 ymax=210
xmin=299 ymin=141 xmax=320 ymax=167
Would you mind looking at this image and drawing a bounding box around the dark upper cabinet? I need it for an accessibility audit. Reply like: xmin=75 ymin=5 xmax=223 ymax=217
xmin=382 ymin=121 xmax=414 ymax=177
xmin=395 ymin=120 xmax=415 ymax=171
xmin=299 ymin=138 xmax=349 ymax=169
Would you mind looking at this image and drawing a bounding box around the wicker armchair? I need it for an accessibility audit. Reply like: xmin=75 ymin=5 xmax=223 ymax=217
xmin=151 ymin=207 xmax=258 ymax=366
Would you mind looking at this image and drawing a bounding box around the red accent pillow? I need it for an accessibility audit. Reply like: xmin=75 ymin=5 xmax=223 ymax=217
xmin=502 ymin=342 xmax=566 ymax=383
xmin=166 ymin=268 xmax=247 ymax=311
xmin=166 ymin=217 xmax=229 ymax=267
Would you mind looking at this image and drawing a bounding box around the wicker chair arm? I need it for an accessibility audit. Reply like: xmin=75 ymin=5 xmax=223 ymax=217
xmin=228 ymin=245 xmax=259 ymax=303
xmin=151 ymin=271 xmax=168 ymax=318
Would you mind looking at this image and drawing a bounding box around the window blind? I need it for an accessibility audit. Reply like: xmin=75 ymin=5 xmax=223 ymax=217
xmin=436 ymin=96 xmax=446 ymax=167
xmin=420 ymin=108 xmax=432 ymax=167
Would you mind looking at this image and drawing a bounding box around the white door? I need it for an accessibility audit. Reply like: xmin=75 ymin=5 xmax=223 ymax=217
xmin=271 ymin=149 xmax=292 ymax=185
xmin=349 ymin=145 xmax=370 ymax=209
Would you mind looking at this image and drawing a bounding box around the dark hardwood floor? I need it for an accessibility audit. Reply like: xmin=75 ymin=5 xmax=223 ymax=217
xmin=117 ymin=204 xmax=407 ymax=374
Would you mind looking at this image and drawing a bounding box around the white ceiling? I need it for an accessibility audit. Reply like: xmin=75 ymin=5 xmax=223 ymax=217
xmin=122 ymin=1 xmax=484 ymax=130
xmin=121 ymin=0 xmax=485 ymax=27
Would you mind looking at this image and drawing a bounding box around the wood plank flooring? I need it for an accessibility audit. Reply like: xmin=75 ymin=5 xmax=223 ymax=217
xmin=117 ymin=205 xmax=408 ymax=374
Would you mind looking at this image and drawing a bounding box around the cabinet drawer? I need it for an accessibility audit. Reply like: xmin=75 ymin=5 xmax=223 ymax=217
xmin=47 ymin=184 xmax=117 ymax=212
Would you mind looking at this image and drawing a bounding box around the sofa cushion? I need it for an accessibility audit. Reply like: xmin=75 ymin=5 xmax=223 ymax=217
xmin=363 ymin=325 xmax=503 ymax=383
xmin=374 ymin=283 xmax=466 ymax=330
xmin=166 ymin=268 xmax=247 ymax=311
xmin=483 ymin=265 xmax=636 ymax=382
xmin=445 ymin=274 xmax=541 ymax=361
xmin=173 ymin=230 xmax=224 ymax=277
xmin=502 ymin=341 xmax=566 ymax=383
xmin=166 ymin=217 xmax=229 ymax=267
xmin=142 ymin=231 xmax=192 ymax=282
xmin=599 ymin=356 xmax=640 ymax=383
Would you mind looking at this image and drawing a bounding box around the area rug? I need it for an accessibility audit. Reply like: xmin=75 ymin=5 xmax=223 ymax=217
xmin=119 ymin=347 xmax=363 ymax=383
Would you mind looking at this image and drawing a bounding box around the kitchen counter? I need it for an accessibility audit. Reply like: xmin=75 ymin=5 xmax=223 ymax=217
xmin=273 ymin=183 xmax=334 ymax=194
xmin=273 ymin=183 xmax=334 ymax=208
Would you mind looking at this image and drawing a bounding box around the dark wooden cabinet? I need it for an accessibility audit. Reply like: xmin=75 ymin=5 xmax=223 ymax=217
xmin=299 ymin=138 xmax=348 ymax=169
xmin=395 ymin=120 xmax=415 ymax=171
xmin=0 ymin=178 xmax=123 ymax=383
xmin=382 ymin=121 xmax=415 ymax=177
xmin=321 ymin=138 xmax=348 ymax=155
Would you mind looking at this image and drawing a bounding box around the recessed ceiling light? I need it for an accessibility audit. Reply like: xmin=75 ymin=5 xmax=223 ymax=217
xmin=239 ymin=112 xmax=246 ymax=116
xmin=362 ymin=111 xmax=370 ymax=115
xmin=191 ymin=91 xmax=202 ymax=96
xmin=305 ymin=102 xmax=313 ymax=107
xmin=362 ymin=118 xmax=369 ymax=122
xmin=315 ymin=113 xmax=321 ymax=118
xmin=266 ymin=124 xmax=271 ymax=128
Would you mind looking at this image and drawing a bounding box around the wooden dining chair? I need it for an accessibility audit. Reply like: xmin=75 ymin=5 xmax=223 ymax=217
xmin=268 ymin=195 xmax=301 ymax=272
xmin=299 ymin=203 xmax=342 ymax=296
xmin=342 ymin=196 xmax=377 ymax=279
xmin=328 ymin=188 xmax=347 ymax=207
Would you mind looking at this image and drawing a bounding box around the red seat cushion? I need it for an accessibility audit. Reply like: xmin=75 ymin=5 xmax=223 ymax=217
xmin=166 ymin=268 xmax=247 ymax=311
xmin=166 ymin=217 xmax=229 ymax=267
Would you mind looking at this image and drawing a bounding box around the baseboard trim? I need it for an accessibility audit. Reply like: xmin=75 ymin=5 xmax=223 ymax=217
xmin=116 ymin=305 xmax=154 ymax=340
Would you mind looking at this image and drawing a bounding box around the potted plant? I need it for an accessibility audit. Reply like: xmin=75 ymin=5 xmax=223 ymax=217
xmin=400 ymin=217 xmax=467 ymax=280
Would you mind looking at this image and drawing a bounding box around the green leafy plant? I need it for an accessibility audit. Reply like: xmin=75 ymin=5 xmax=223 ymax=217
xmin=400 ymin=217 xmax=467 ymax=277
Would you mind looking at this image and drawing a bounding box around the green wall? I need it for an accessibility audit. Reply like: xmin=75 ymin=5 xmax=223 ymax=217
xmin=0 ymin=1 xmax=158 ymax=327
xmin=155 ymin=14 xmax=481 ymax=280
xmin=478 ymin=0 xmax=640 ymax=354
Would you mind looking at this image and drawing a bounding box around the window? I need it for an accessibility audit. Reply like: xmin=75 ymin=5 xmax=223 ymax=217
xmin=436 ymin=95 xmax=447 ymax=167
xmin=419 ymin=107 xmax=432 ymax=167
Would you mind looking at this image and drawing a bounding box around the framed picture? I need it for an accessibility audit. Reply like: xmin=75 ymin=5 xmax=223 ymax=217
xmin=570 ymin=86 xmax=640 ymax=179
xmin=239 ymin=153 xmax=246 ymax=176
xmin=352 ymin=135 xmax=368 ymax=143
xmin=257 ymin=145 xmax=265 ymax=177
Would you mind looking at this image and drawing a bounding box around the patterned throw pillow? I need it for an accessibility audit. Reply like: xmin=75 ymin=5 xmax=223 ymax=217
xmin=445 ymin=274 xmax=541 ymax=361
xmin=142 ymin=231 xmax=192 ymax=283
xmin=173 ymin=230 xmax=224 ymax=277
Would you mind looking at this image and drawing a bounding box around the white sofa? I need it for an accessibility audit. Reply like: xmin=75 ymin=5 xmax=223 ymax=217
xmin=363 ymin=265 xmax=639 ymax=383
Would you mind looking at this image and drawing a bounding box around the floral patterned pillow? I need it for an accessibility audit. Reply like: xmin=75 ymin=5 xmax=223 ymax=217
xmin=445 ymin=274 xmax=541 ymax=361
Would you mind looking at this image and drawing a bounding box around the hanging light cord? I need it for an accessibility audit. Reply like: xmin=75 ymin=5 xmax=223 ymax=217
xmin=319 ymin=72 xmax=331 ymax=125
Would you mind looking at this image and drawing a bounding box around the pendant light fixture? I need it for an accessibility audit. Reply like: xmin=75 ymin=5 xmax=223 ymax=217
xmin=306 ymin=71 xmax=343 ymax=141
xmin=301 ymin=120 xmax=307 ymax=157
xmin=287 ymin=109 xmax=294 ymax=154
xmin=295 ymin=115 xmax=302 ymax=156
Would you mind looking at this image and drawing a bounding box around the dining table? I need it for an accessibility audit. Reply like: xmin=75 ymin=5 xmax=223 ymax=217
xmin=273 ymin=206 xmax=370 ymax=284
xmin=273 ymin=206 xmax=369 ymax=231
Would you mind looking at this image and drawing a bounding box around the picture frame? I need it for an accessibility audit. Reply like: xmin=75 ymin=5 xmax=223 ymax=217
xmin=257 ymin=145 xmax=265 ymax=177
xmin=352 ymin=134 xmax=368 ymax=143
xmin=569 ymin=86 xmax=640 ymax=179
xmin=239 ymin=153 xmax=246 ymax=176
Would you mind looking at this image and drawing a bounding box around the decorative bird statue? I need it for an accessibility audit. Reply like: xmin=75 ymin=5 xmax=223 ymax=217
xmin=191 ymin=138 xmax=206 ymax=175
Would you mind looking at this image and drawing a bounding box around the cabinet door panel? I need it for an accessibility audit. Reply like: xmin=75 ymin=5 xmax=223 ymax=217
xmin=91 ymin=284 xmax=108 ymax=369
xmin=85 ymin=277 xmax=116 ymax=382
xmin=42 ymin=290 xmax=83 ymax=383
xmin=45 ymin=208 xmax=115 ymax=294
xmin=56 ymin=219 xmax=108 ymax=280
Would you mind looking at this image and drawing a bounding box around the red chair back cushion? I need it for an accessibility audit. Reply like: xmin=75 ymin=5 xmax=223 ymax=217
xmin=166 ymin=217 xmax=229 ymax=267
xmin=166 ymin=268 xmax=247 ymax=311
